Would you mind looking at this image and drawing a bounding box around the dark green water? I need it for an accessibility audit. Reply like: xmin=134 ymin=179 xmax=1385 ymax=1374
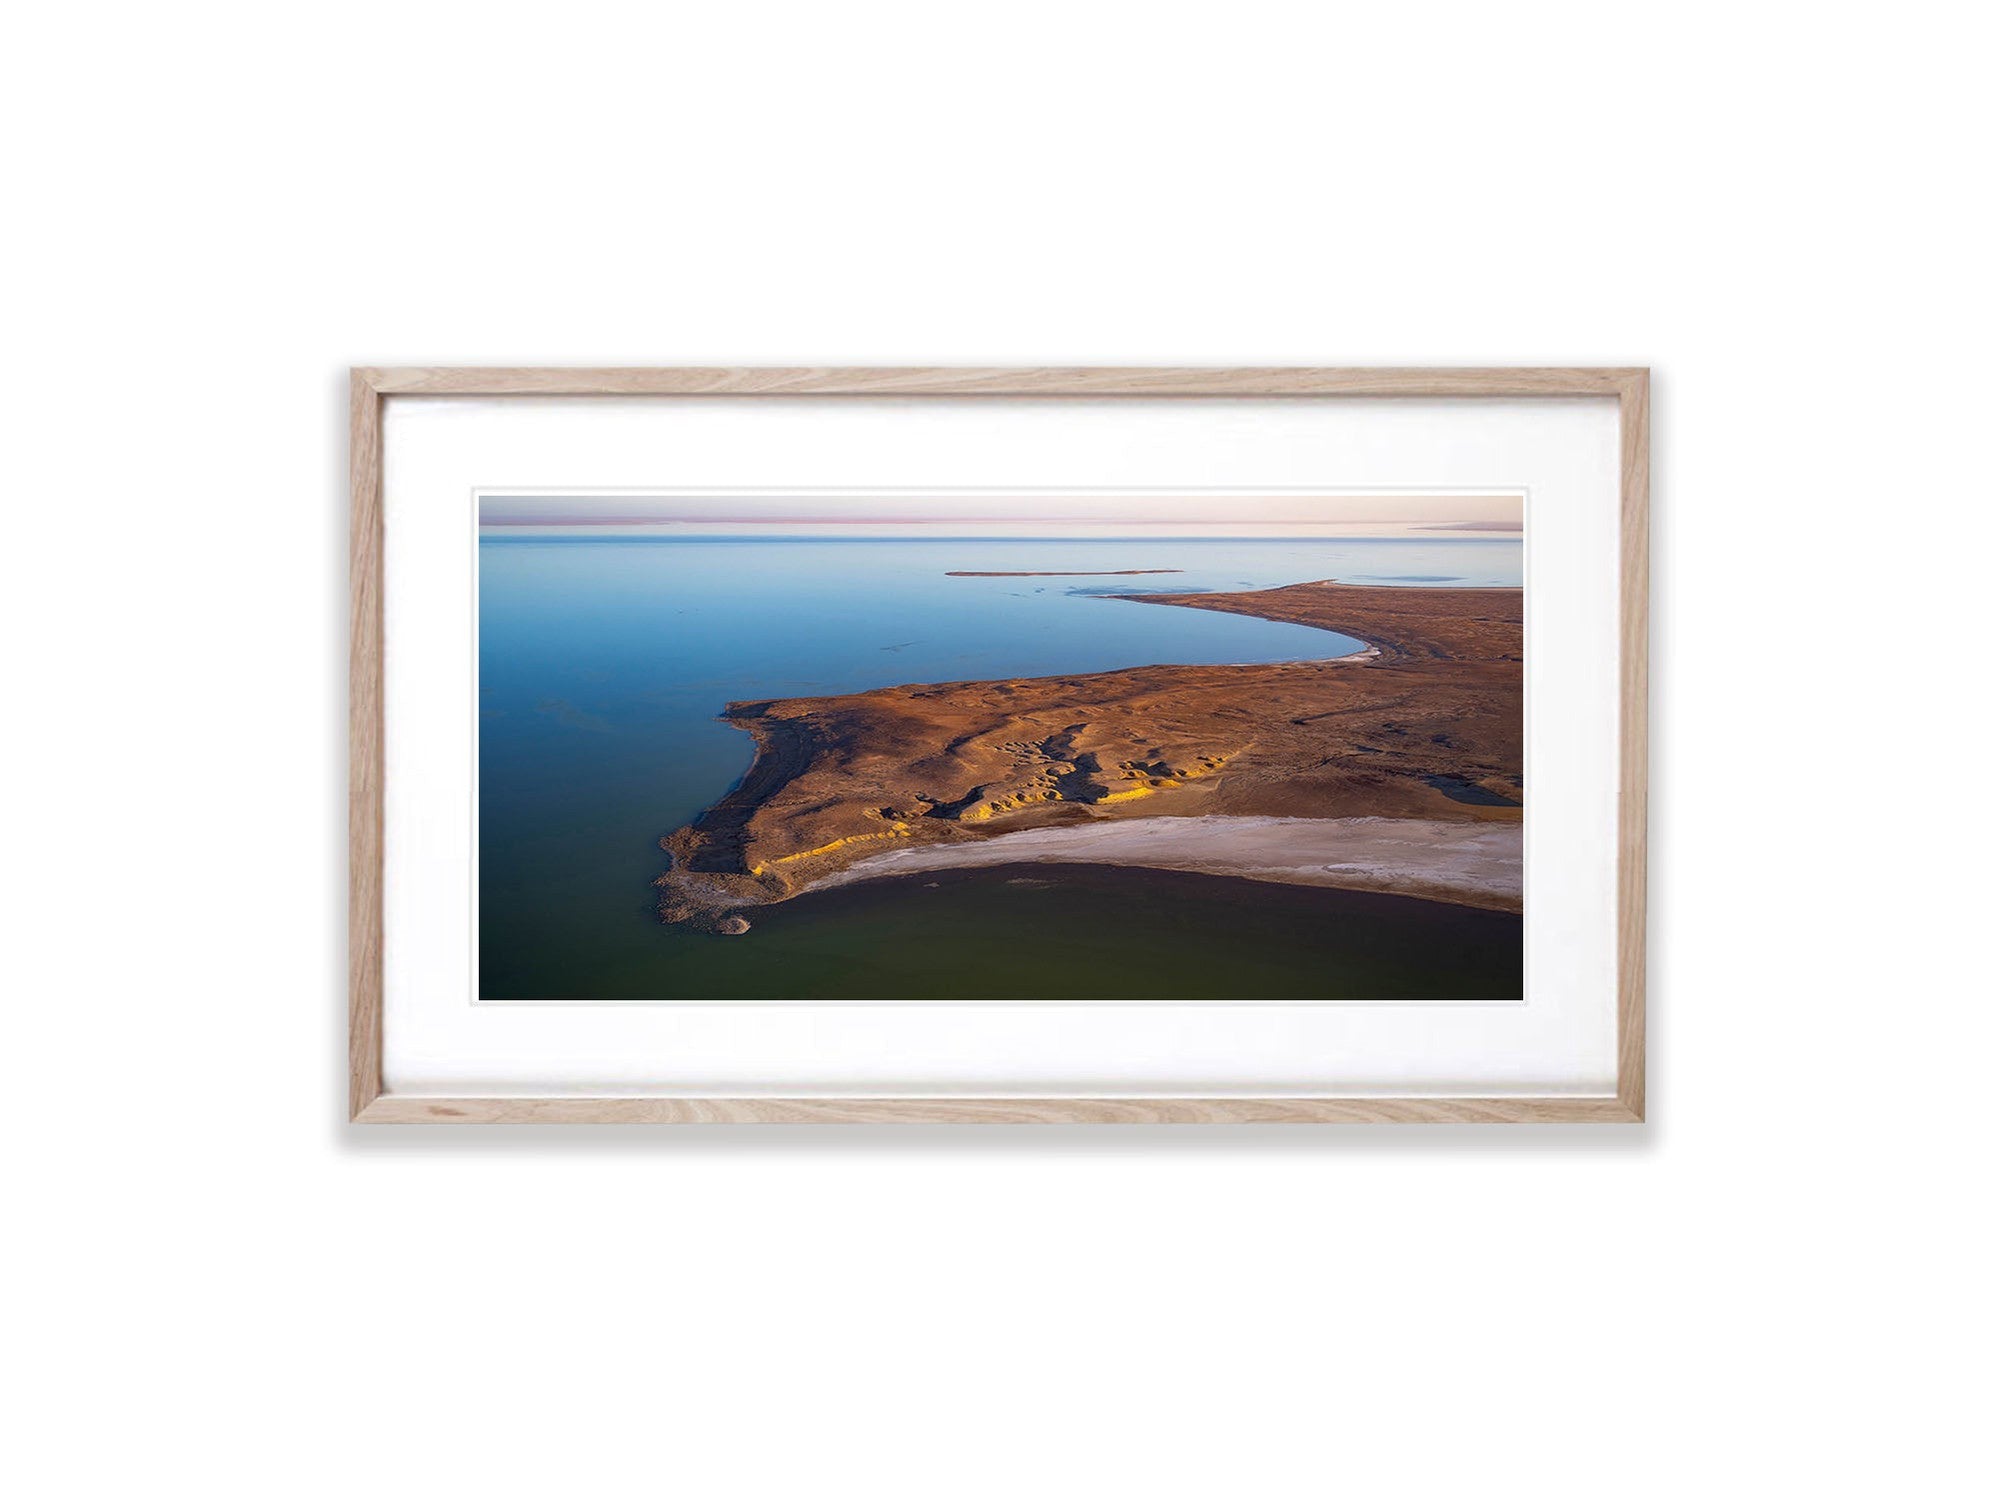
xmin=480 ymin=864 xmax=1522 ymax=1002
xmin=478 ymin=534 xmax=1525 ymax=1001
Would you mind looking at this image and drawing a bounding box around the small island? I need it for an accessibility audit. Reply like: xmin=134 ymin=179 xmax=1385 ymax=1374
xmin=943 ymin=568 xmax=1186 ymax=577
xmin=656 ymin=579 xmax=1522 ymax=929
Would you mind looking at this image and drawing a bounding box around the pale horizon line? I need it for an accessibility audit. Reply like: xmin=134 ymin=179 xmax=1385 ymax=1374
xmin=478 ymin=492 xmax=1524 ymax=533
xmin=478 ymin=519 xmax=1522 ymax=532
xmin=477 ymin=526 xmax=1525 ymax=541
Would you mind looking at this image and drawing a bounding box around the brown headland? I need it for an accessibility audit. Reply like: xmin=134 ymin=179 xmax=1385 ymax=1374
xmin=655 ymin=579 xmax=1523 ymax=928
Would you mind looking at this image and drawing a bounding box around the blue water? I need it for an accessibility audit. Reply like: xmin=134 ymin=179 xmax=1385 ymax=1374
xmin=478 ymin=536 xmax=1523 ymax=999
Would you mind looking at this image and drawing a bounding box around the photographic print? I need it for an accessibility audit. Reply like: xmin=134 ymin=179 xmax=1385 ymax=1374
xmin=477 ymin=490 xmax=1524 ymax=1002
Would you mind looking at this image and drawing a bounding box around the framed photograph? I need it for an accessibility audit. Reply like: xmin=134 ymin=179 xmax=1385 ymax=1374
xmin=351 ymin=368 xmax=1647 ymax=1122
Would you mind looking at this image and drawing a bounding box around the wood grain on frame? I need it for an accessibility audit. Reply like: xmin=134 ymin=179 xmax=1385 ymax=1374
xmin=356 ymin=1096 xmax=1638 ymax=1125
xmin=359 ymin=366 xmax=1641 ymax=398
xmin=348 ymin=368 xmax=1649 ymax=1124
xmin=1615 ymin=370 xmax=1649 ymax=1122
xmin=349 ymin=372 xmax=385 ymax=1119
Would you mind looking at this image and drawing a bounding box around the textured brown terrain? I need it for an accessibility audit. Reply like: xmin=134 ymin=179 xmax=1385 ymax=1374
xmin=655 ymin=580 xmax=1522 ymax=927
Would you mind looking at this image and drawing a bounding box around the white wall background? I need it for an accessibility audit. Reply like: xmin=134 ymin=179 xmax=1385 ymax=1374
xmin=6 ymin=4 xmax=1990 ymax=1496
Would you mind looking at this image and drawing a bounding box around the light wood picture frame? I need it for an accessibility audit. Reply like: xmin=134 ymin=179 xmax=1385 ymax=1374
xmin=350 ymin=367 xmax=1648 ymax=1123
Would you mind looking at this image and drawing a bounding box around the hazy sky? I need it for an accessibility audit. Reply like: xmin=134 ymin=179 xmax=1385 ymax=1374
xmin=479 ymin=492 xmax=1522 ymax=538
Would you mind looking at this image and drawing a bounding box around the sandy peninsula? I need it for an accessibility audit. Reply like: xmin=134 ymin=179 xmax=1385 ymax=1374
xmin=816 ymin=815 xmax=1522 ymax=911
xmin=655 ymin=578 xmax=1522 ymax=928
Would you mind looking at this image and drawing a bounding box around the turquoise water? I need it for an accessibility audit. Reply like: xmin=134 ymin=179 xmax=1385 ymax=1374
xmin=478 ymin=536 xmax=1523 ymax=1000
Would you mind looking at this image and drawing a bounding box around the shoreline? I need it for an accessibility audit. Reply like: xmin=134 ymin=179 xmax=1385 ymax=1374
xmin=807 ymin=815 xmax=1523 ymax=912
xmin=656 ymin=577 xmax=1523 ymax=928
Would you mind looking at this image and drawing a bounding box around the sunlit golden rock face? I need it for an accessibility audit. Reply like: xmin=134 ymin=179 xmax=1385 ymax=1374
xmin=656 ymin=579 xmax=1522 ymax=929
